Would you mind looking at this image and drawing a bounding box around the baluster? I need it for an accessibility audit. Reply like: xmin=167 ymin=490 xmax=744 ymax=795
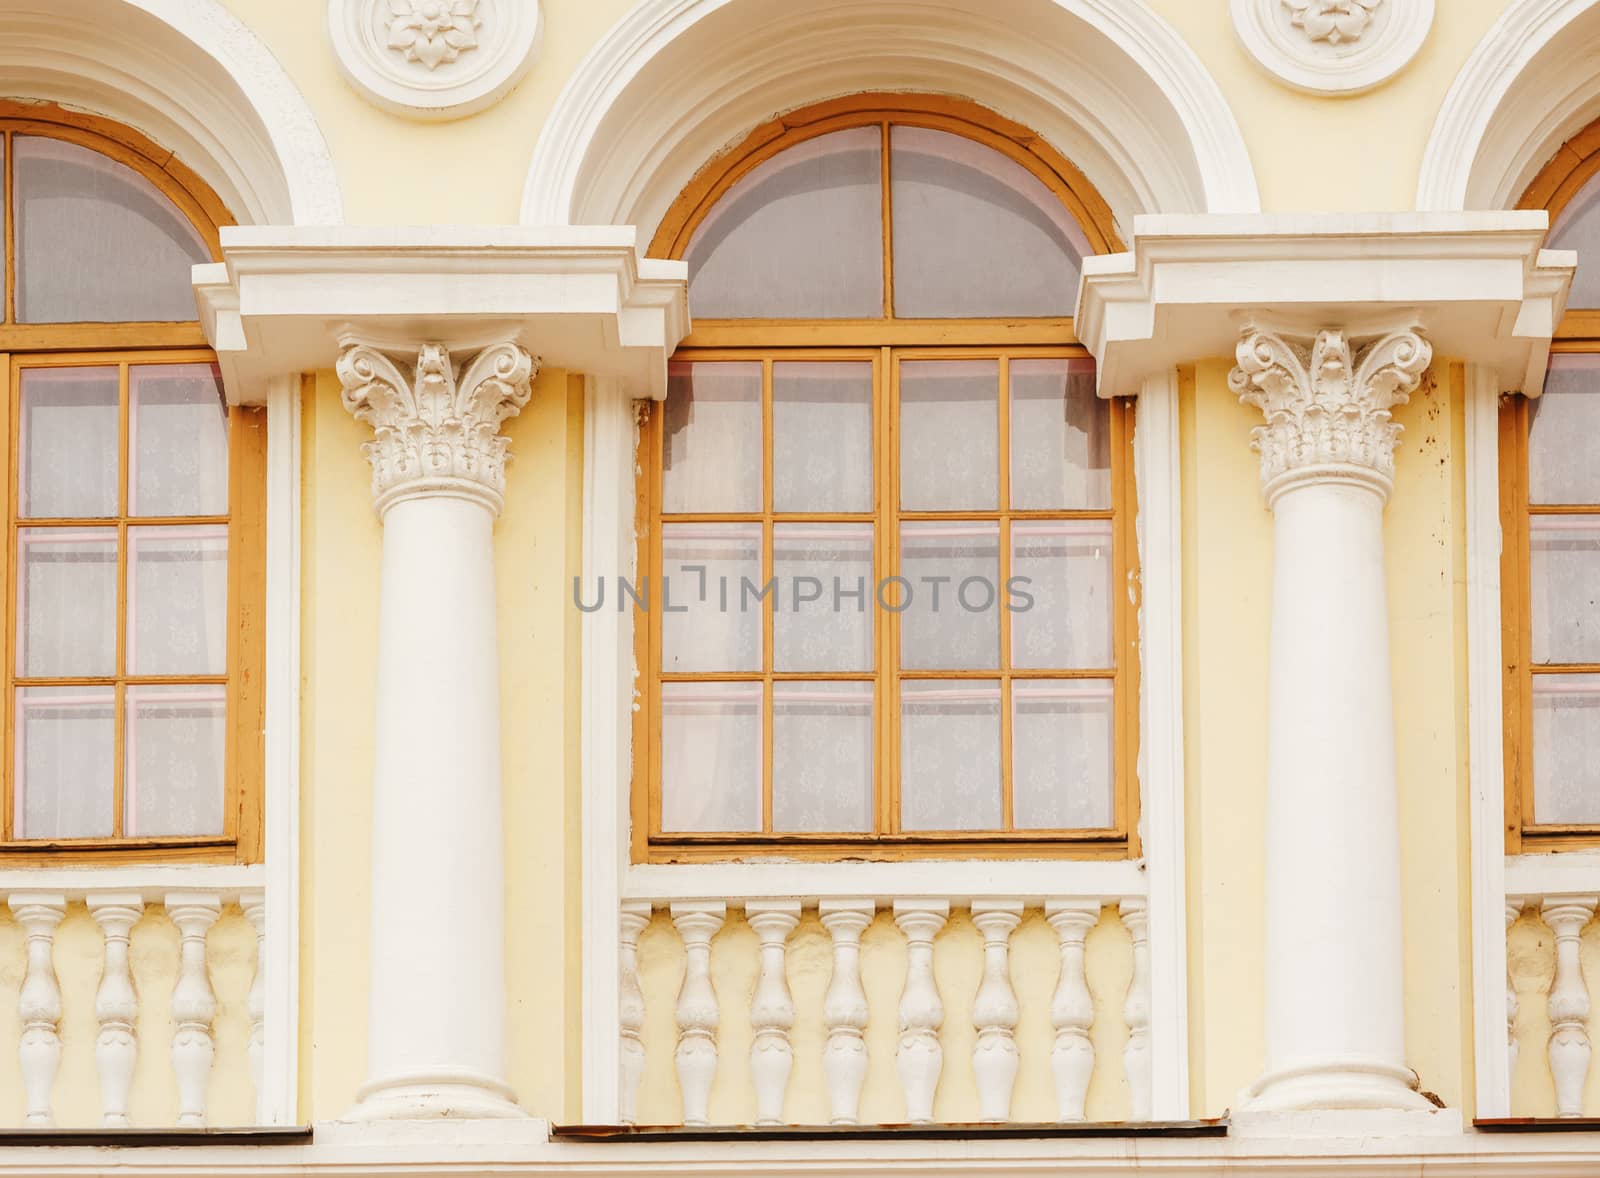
xmin=1046 ymin=899 xmax=1100 ymax=1122
xmin=747 ymin=901 xmax=800 ymax=1126
xmin=166 ymin=893 xmax=222 ymax=1127
xmin=1542 ymin=896 xmax=1597 ymax=1117
xmin=618 ymin=901 xmax=652 ymax=1126
xmin=894 ymin=900 xmax=948 ymax=1124
xmin=241 ymin=891 xmax=267 ymax=1121
xmin=1120 ymin=898 xmax=1152 ymax=1121
xmin=1506 ymin=899 xmax=1521 ymax=1093
xmin=819 ymin=900 xmax=874 ymax=1125
xmin=11 ymin=894 xmax=67 ymax=1126
xmin=88 ymin=894 xmax=144 ymax=1127
xmin=971 ymin=900 xmax=1022 ymax=1122
xmin=671 ymin=901 xmax=724 ymax=1127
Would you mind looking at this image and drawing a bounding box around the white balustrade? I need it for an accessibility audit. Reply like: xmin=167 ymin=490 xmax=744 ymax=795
xmin=621 ymin=891 xmax=1151 ymax=1127
xmin=1505 ymin=900 xmax=1520 ymax=1088
xmin=242 ymin=891 xmax=268 ymax=1121
xmin=1503 ymin=890 xmax=1600 ymax=1118
xmin=11 ymin=894 xmax=66 ymax=1126
xmin=87 ymin=894 xmax=143 ymax=1127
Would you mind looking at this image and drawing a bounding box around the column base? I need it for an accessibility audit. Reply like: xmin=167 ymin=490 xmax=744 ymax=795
xmin=348 ymin=1068 xmax=524 ymax=1120
xmin=1239 ymin=1057 xmax=1435 ymax=1112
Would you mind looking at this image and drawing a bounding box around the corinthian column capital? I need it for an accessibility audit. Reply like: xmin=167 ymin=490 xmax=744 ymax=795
xmin=1228 ymin=323 xmax=1432 ymax=505
xmin=336 ymin=337 xmax=539 ymax=517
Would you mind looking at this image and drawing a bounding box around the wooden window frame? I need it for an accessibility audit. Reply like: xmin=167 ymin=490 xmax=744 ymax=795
xmin=633 ymin=95 xmax=1138 ymax=863
xmin=0 ymin=106 xmax=264 ymax=864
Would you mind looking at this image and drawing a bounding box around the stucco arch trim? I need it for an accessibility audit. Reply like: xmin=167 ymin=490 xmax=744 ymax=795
xmin=520 ymin=0 xmax=1260 ymax=242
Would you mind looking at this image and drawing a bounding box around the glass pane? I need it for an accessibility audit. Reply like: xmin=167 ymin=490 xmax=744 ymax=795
xmin=774 ymin=523 xmax=872 ymax=672
xmin=660 ymin=681 xmax=762 ymax=832
xmin=899 ymin=521 xmax=999 ymax=670
xmin=774 ymin=361 xmax=873 ymax=512
xmin=17 ymin=527 xmax=117 ymax=677
xmin=131 ymin=364 xmax=229 ymax=517
xmin=899 ymin=360 xmax=998 ymax=510
xmin=890 ymin=125 xmax=1088 ymax=318
xmin=129 ymin=526 xmax=229 ymax=676
xmin=1533 ymin=673 xmax=1600 ymax=823
xmin=15 ymin=685 xmax=114 ymax=839
xmin=1550 ymin=173 xmax=1600 ymax=310
xmin=660 ymin=523 xmax=762 ymax=673
xmin=900 ymin=679 xmax=1000 ymax=831
xmin=1011 ymin=521 xmax=1114 ymax=669
xmin=14 ymin=136 xmax=210 ymax=324
xmin=1529 ymin=357 xmax=1600 ymax=504
xmin=773 ymin=682 xmax=873 ymax=832
xmin=685 ymin=126 xmax=884 ymax=319
xmin=126 ymin=684 xmax=226 ymax=837
xmin=19 ymin=366 xmax=120 ymax=519
xmin=1013 ymin=681 xmax=1114 ymax=830
xmin=1010 ymin=359 xmax=1110 ymax=510
xmin=1531 ymin=515 xmax=1600 ymax=664
xmin=662 ymin=362 xmax=762 ymax=513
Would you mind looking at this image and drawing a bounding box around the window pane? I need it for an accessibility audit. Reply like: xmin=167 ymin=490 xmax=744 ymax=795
xmin=899 ymin=360 xmax=998 ymax=510
xmin=126 ymin=685 xmax=225 ymax=837
xmin=1533 ymin=673 xmax=1600 ymax=823
xmin=660 ymin=523 xmax=762 ymax=673
xmin=128 ymin=526 xmax=228 ymax=676
xmin=662 ymin=362 xmax=762 ymax=513
xmin=1012 ymin=521 xmax=1113 ymax=669
xmin=1529 ymin=357 xmax=1600 ymax=504
xmin=774 ymin=361 xmax=873 ymax=512
xmin=774 ymin=524 xmax=873 ymax=672
xmin=1550 ymin=173 xmax=1600 ymax=310
xmin=661 ymin=681 xmax=762 ymax=832
xmin=1013 ymin=681 xmax=1114 ymax=830
xmin=19 ymin=366 xmax=119 ymax=519
xmin=1010 ymin=359 xmax=1109 ymax=510
xmin=18 ymin=528 xmax=117 ymax=677
xmin=685 ymin=126 xmax=884 ymax=319
xmin=773 ymin=682 xmax=872 ymax=832
xmin=890 ymin=125 xmax=1087 ymax=318
xmin=1531 ymin=515 xmax=1600 ymax=664
xmin=14 ymin=136 xmax=210 ymax=324
xmin=901 ymin=679 xmax=1000 ymax=831
xmin=900 ymin=521 xmax=999 ymax=670
xmin=131 ymin=364 xmax=229 ymax=517
xmin=15 ymin=685 xmax=114 ymax=839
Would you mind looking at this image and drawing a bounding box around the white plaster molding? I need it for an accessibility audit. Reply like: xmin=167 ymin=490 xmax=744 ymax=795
xmin=521 ymin=0 xmax=1259 ymax=238
xmin=192 ymin=227 xmax=688 ymax=406
xmin=1231 ymin=0 xmax=1432 ymax=96
xmin=1077 ymin=213 xmax=1575 ymax=401
xmin=1418 ymin=0 xmax=1600 ymax=211
xmin=328 ymin=0 xmax=541 ymax=120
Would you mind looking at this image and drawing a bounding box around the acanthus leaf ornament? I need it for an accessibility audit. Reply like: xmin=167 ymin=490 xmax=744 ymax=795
xmin=385 ymin=0 xmax=481 ymax=70
xmin=337 ymin=338 xmax=537 ymax=517
xmin=1285 ymin=0 xmax=1383 ymax=45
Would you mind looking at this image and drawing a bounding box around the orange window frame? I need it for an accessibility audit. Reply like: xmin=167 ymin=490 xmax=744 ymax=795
xmin=0 ymin=105 xmax=264 ymax=864
xmin=632 ymin=95 xmax=1139 ymax=863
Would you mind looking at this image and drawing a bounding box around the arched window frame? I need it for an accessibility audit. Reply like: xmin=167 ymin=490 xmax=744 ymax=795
xmin=0 ymin=102 xmax=265 ymax=864
xmin=632 ymin=94 xmax=1140 ymax=862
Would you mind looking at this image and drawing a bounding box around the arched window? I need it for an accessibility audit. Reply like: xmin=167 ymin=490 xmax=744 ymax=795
xmin=0 ymin=104 xmax=263 ymax=861
xmin=1504 ymin=126 xmax=1600 ymax=850
xmin=634 ymin=96 xmax=1135 ymax=860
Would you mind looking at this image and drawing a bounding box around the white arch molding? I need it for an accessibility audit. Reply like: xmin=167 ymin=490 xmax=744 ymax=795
xmin=1418 ymin=0 xmax=1600 ymax=211
xmin=0 ymin=0 xmax=342 ymax=225
xmin=520 ymin=0 xmax=1260 ymax=241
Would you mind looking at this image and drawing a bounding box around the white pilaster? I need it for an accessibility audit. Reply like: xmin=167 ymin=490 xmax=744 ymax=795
xmin=1046 ymin=900 xmax=1100 ymax=1122
xmin=971 ymin=900 xmax=1022 ymax=1123
xmin=1542 ymin=897 xmax=1597 ymax=1117
xmin=746 ymin=901 xmax=800 ymax=1126
xmin=894 ymin=900 xmax=949 ymax=1125
xmin=617 ymin=901 xmax=652 ymax=1126
xmin=671 ymin=902 xmax=725 ymax=1127
xmin=340 ymin=339 xmax=536 ymax=1120
xmin=819 ymin=900 xmax=874 ymax=1126
xmin=11 ymin=894 xmax=66 ymax=1127
xmin=166 ymin=892 xmax=222 ymax=1127
xmin=88 ymin=894 xmax=143 ymax=1127
xmin=1232 ymin=323 xmax=1436 ymax=1112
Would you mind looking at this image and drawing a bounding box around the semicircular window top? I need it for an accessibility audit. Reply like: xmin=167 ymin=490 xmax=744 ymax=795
xmin=0 ymin=107 xmax=264 ymax=863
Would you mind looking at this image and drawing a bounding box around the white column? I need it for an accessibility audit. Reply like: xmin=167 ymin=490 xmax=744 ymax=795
xmin=747 ymin=901 xmax=800 ymax=1126
xmin=339 ymin=339 xmax=536 ymax=1119
xmin=1121 ymin=898 xmax=1153 ymax=1120
xmin=1542 ymin=896 xmax=1597 ymax=1117
xmin=819 ymin=899 xmax=874 ymax=1125
xmin=11 ymin=894 xmax=66 ymax=1126
xmin=971 ymin=900 xmax=1022 ymax=1123
xmin=671 ymin=901 xmax=725 ymax=1127
xmin=1046 ymin=899 xmax=1099 ymax=1122
xmin=894 ymin=899 xmax=948 ymax=1125
xmin=88 ymin=894 xmax=143 ymax=1127
xmin=166 ymin=892 xmax=221 ymax=1127
xmin=1232 ymin=323 xmax=1436 ymax=1112
xmin=242 ymin=891 xmax=268 ymax=1121
xmin=617 ymin=901 xmax=652 ymax=1126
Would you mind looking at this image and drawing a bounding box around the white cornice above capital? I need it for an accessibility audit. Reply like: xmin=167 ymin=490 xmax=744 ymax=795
xmin=1075 ymin=212 xmax=1574 ymax=401
xmin=193 ymin=226 xmax=689 ymax=407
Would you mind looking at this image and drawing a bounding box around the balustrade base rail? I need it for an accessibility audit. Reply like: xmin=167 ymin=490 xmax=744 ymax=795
xmin=554 ymin=1120 xmax=1227 ymax=1143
